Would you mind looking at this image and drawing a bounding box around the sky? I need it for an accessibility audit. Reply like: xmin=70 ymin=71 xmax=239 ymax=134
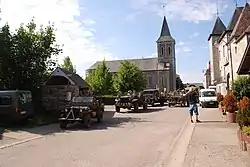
xmin=0 ymin=0 xmax=247 ymax=83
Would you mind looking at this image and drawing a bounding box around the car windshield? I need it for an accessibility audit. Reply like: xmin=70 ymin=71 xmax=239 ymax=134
xmin=201 ymin=91 xmax=216 ymax=97
xmin=0 ymin=95 xmax=12 ymax=105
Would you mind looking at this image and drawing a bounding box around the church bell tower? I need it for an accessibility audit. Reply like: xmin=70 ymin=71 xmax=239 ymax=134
xmin=156 ymin=16 xmax=176 ymax=91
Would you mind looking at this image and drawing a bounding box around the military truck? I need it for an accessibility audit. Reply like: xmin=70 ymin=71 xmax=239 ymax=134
xmin=59 ymin=96 xmax=104 ymax=129
xmin=115 ymin=91 xmax=148 ymax=112
xmin=142 ymin=89 xmax=165 ymax=106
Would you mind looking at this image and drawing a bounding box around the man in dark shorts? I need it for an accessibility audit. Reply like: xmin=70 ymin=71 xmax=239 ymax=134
xmin=185 ymin=87 xmax=201 ymax=123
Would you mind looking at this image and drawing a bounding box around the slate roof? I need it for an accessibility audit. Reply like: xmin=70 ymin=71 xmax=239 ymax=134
xmin=58 ymin=67 xmax=90 ymax=87
xmin=227 ymin=7 xmax=244 ymax=31
xmin=87 ymin=58 xmax=167 ymax=73
xmin=231 ymin=3 xmax=250 ymax=38
xmin=157 ymin=16 xmax=173 ymax=42
xmin=208 ymin=17 xmax=226 ymax=40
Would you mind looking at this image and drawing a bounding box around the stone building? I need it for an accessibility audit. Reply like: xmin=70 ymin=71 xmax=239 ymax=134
xmin=208 ymin=3 xmax=250 ymax=95
xmin=86 ymin=16 xmax=177 ymax=92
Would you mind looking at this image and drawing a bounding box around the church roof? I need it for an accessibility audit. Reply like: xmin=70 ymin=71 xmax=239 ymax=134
xmin=160 ymin=16 xmax=171 ymax=37
xmin=208 ymin=17 xmax=226 ymax=40
xmin=87 ymin=57 xmax=166 ymax=73
xmin=231 ymin=3 xmax=250 ymax=38
xmin=227 ymin=7 xmax=243 ymax=31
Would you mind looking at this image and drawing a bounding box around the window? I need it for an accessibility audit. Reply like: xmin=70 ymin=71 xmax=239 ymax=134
xmin=168 ymin=47 xmax=171 ymax=55
xmin=161 ymin=47 xmax=164 ymax=55
xmin=148 ymin=76 xmax=153 ymax=86
xmin=0 ymin=96 xmax=12 ymax=105
xmin=201 ymin=91 xmax=216 ymax=97
xmin=235 ymin=46 xmax=237 ymax=54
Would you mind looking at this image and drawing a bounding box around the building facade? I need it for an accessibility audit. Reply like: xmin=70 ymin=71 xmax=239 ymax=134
xmin=208 ymin=3 xmax=250 ymax=95
xmin=86 ymin=16 xmax=177 ymax=92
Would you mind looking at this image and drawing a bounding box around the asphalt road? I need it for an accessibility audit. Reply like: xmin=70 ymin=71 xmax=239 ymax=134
xmin=0 ymin=105 xmax=189 ymax=167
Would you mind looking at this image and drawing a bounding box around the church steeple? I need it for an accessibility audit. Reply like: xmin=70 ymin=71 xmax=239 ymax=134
xmin=160 ymin=16 xmax=171 ymax=37
xmin=208 ymin=17 xmax=226 ymax=41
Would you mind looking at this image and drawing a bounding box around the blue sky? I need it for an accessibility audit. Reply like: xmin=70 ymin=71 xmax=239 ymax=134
xmin=0 ymin=0 xmax=246 ymax=83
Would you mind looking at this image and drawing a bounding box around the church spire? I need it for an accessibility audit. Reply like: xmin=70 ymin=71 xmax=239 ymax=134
xmin=160 ymin=16 xmax=171 ymax=37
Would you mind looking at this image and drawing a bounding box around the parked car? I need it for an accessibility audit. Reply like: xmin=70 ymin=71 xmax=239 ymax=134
xmin=199 ymin=89 xmax=218 ymax=108
xmin=0 ymin=90 xmax=34 ymax=121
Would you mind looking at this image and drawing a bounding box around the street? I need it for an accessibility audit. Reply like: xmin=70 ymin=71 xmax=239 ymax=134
xmin=0 ymin=106 xmax=190 ymax=167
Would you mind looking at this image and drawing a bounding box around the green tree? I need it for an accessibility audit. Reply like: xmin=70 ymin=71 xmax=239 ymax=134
xmin=86 ymin=60 xmax=113 ymax=95
xmin=114 ymin=60 xmax=146 ymax=93
xmin=232 ymin=76 xmax=250 ymax=100
xmin=0 ymin=19 xmax=62 ymax=91
xmin=176 ymin=75 xmax=184 ymax=90
xmin=60 ymin=56 xmax=76 ymax=73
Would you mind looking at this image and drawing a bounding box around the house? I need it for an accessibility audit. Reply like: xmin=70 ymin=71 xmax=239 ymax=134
xmin=208 ymin=3 xmax=250 ymax=95
xmin=42 ymin=67 xmax=91 ymax=111
xmin=86 ymin=16 xmax=177 ymax=92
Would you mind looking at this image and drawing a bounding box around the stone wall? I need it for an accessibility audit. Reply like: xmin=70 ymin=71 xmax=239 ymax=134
xmin=42 ymin=85 xmax=79 ymax=111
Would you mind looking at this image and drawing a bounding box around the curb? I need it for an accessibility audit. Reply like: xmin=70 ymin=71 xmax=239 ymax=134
xmin=154 ymin=117 xmax=191 ymax=167
xmin=0 ymin=135 xmax=43 ymax=150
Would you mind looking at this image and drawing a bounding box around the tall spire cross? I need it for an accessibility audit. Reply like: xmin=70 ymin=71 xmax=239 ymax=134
xmin=216 ymin=1 xmax=220 ymax=17
xmin=162 ymin=4 xmax=166 ymax=16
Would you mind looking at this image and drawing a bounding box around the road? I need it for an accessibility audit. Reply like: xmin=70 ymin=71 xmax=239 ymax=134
xmin=0 ymin=106 xmax=190 ymax=167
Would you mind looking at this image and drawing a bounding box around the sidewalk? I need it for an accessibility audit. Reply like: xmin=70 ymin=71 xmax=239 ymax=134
xmin=183 ymin=108 xmax=250 ymax=167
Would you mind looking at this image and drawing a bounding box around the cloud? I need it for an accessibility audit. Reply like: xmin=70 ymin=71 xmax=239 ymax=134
xmin=179 ymin=71 xmax=204 ymax=83
xmin=176 ymin=41 xmax=192 ymax=54
xmin=189 ymin=32 xmax=200 ymax=38
xmin=0 ymin=0 xmax=117 ymax=78
xmin=128 ymin=0 xmax=228 ymax=23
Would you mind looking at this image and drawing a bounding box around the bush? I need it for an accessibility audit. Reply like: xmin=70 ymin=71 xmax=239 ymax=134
xmin=216 ymin=93 xmax=224 ymax=102
xmin=232 ymin=76 xmax=250 ymax=101
xmin=242 ymin=126 xmax=250 ymax=136
xmin=223 ymin=91 xmax=238 ymax=113
xmin=237 ymin=96 xmax=250 ymax=129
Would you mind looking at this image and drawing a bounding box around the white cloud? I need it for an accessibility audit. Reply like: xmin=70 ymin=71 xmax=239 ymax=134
xmin=189 ymin=32 xmax=200 ymax=38
xmin=183 ymin=47 xmax=192 ymax=52
xmin=0 ymin=0 xmax=117 ymax=78
xmin=179 ymin=71 xmax=204 ymax=83
xmin=128 ymin=0 xmax=228 ymax=23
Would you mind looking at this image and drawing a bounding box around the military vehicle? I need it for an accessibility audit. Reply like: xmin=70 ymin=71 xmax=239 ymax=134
xmin=142 ymin=89 xmax=165 ymax=106
xmin=59 ymin=96 xmax=104 ymax=129
xmin=115 ymin=92 xmax=148 ymax=112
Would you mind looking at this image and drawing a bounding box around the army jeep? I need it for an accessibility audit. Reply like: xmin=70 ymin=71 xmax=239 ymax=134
xmin=115 ymin=92 xmax=148 ymax=112
xmin=59 ymin=96 xmax=104 ymax=129
xmin=142 ymin=89 xmax=165 ymax=106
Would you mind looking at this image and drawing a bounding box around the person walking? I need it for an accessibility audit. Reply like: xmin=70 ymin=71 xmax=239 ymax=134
xmin=184 ymin=87 xmax=201 ymax=123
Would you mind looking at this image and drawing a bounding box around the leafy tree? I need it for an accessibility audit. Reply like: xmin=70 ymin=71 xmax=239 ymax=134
xmin=86 ymin=60 xmax=113 ymax=95
xmin=0 ymin=19 xmax=62 ymax=92
xmin=176 ymin=75 xmax=184 ymax=90
xmin=60 ymin=56 xmax=76 ymax=73
xmin=232 ymin=76 xmax=250 ymax=100
xmin=114 ymin=60 xmax=146 ymax=93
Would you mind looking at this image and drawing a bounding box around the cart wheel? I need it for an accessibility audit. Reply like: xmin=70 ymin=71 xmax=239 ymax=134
xmin=134 ymin=103 xmax=139 ymax=112
xmin=83 ymin=113 xmax=91 ymax=128
xmin=97 ymin=108 xmax=103 ymax=123
xmin=115 ymin=106 xmax=120 ymax=112
xmin=60 ymin=121 xmax=67 ymax=129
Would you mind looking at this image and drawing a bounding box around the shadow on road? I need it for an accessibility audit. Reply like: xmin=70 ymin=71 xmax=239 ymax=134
xmin=199 ymin=120 xmax=226 ymax=123
xmin=0 ymin=108 xmax=152 ymax=138
xmin=119 ymin=107 xmax=166 ymax=114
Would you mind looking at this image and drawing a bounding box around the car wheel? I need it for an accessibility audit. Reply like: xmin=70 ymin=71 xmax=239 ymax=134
xmin=60 ymin=121 xmax=67 ymax=129
xmin=83 ymin=113 xmax=91 ymax=128
xmin=115 ymin=106 xmax=120 ymax=112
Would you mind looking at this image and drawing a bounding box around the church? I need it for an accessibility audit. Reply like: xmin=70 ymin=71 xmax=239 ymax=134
xmin=86 ymin=16 xmax=177 ymax=92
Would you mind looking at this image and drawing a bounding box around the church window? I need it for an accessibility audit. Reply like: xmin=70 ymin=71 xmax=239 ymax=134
xmin=148 ymin=76 xmax=153 ymax=86
xmin=168 ymin=47 xmax=171 ymax=55
xmin=161 ymin=47 xmax=164 ymax=55
xmin=235 ymin=46 xmax=237 ymax=54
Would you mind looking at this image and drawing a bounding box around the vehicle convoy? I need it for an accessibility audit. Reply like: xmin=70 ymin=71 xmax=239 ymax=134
xmin=199 ymin=89 xmax=218 ymax=108
xmin=142 ymin=89 xmax=165 ymax=106
xmin=115 ymin=91 xmax=148 ymax=112
xmin=59 ymin=95 xmax=104 ymax=129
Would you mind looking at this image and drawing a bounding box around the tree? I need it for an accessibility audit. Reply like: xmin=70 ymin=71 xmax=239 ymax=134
xmin=114 ymin=60 xmax=146 ymax=93
xmin=86 ymin=60 xmax=113 ymax=95
xmin=0 ymin=19 xmax=62 ymax=91
xmin=176 ymin=75 xmax=184 ymax=90
xmin=60 ymin=56 xmax=76 ymax=73
xmin=232 ymin=76 xmax=250 ymax=100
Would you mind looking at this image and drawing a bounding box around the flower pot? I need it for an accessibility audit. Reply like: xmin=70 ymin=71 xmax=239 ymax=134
xmin=227 ymin=112 xmax=236 ymax=123
xmin=237 ymin=129 xmax=243 ymax=150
